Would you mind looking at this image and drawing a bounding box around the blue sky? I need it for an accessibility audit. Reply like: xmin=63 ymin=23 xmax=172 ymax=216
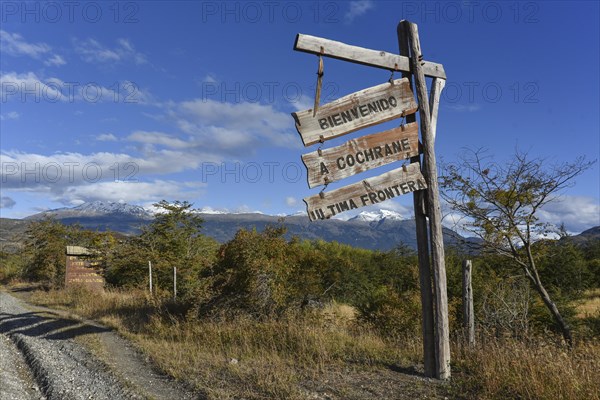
xmin=1 ymin=1 xmax=599 ymax=233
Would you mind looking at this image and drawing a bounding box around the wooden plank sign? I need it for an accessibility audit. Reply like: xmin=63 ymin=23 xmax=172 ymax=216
xmin=304 ymin=162 xmax=427 ymax=221
xmin=302 ymin=122 xmax=419 ymax=188
xmin=294 ymin=34 xmax=447 ymax=79
xmin=65 ymin=246 xmax=104 ymax=290
xmin=292 ymin=78 xmax=417 ymax=146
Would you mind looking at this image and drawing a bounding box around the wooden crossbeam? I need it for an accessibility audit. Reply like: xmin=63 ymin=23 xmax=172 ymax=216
xmin=294 ymin=34 xmax=446 ymax=79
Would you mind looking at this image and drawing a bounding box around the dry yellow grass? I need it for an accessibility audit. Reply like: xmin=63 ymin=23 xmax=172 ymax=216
xmin=577 ymin=289 xmax=600 ymax=318
xmin=23 ymin=286 xmax=600 ymax=400
xmin=452 ymin=338 xmax=600 ymax=400
xmin=26 ymin=287 xmax=421 ymax=399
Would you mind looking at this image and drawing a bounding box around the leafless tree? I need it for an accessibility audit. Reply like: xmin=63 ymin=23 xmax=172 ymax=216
xmin=440 ymin=148 xmax=595 ymax=345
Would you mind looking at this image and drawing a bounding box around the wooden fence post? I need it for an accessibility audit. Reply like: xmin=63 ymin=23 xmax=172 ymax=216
xmin=174 ymin=267 xmax=177 ymax=301
xmin=148 ymin=261 xmax=153 ymax=296
xmin=462 ymin=260 xmax=475 ymax=346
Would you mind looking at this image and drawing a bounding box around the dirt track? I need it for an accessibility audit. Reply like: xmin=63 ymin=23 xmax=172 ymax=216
xmin=0 ymin=289 xmax=200 ymax=400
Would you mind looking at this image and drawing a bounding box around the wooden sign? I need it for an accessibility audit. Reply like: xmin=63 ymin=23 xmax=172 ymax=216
xmin=304 ymin=162 xmax=426 ymax=221
xmin=294 ymin=34 xmax=447 ymax=79
xmin=302 ymin=122 xmax=419 ymax=188
xmin=292 ymin=21 xmax=451 ymax=381
xmin=65 ymin=246 xmax=104 ymax=290
xmin=292 ymin=78 xmax=417 ymax=146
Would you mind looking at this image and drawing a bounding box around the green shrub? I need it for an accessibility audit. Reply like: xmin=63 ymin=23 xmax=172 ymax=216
xmin=356 ymin=285 xmax=421 ymax=338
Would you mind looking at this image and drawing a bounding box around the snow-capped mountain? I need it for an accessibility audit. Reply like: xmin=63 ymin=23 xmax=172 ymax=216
xmin=20 ymin=202 xmax=477 ymax=251
xmin=27 ymin=201 xmax=153 ymax=220
xmin=196 ymin=206 xmax=228 ymax=215
xmin=349 ymin=209 xmax=405 ymax=222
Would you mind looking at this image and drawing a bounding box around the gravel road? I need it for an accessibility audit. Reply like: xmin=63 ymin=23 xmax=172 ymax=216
xmin=0 ymin=290 xmax=200 ymax=400
xmin=0 ymin=331 xmax=41 ymax=400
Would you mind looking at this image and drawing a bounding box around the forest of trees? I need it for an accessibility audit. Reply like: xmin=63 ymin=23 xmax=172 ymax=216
xmin=2 ymin=198 xmax=599 ymax=341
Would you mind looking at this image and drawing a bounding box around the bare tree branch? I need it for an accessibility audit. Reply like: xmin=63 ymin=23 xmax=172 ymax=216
xmin=440 ymin=148 xmax=596 ymax=345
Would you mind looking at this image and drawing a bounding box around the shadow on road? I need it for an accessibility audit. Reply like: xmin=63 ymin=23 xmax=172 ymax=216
xmin=0 ymin=311 xmax=111 ymax=340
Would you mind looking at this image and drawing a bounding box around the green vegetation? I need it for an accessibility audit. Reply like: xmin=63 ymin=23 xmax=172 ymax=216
xmin=2 ymin=198 xmax=600 ymax=399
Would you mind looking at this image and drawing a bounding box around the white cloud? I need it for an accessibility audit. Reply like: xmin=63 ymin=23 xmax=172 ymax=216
xmin=442 ymin=211 xmax=472 ymax=236
xmin=0 ymin=111 xmax=20 ymax=120
xmin=44 ymin=54 xmax=66 ymax=67
xmin=96 ymin=133 xmax=118 ymax=142
xmin=0 ymin=196 xmax=16 ymax=209
xmin=1 ymin=30 xmax=50 ymax=58
xmin=285 ymin=196 xmax=297 ymax=207
xmin=1 ymin=30 xmax=65 ymax=67
xmin=537 ymin=195 xmax=600 ymax=234
xmin=344 ymin=1 xmax=374 ymax=23
xmin=0 ymin=91 xmax=301 ymax=208
xmin=74 ymin=38 xmax=118 ymax=62
xmin=53 ymin=180 xmax=205 ymax=206
xmin=0 ymin=71 xmax=147 ymax=104
xmin=0 ymin=71 xmax=65 ymax=102
xmin=74 ymin=37 xmax=147 ymax=65
xmin=203 ymin=74 xmax=217 ymax=83
xmin=172 ymin=98 xmax=298 ymax=155
xmin=440 ymin=195 xmax=600 ymax=237
xmin=127 ymin=131 xmax=189 ymax=149
xmin=1 ymin=148 xmax=208 ymax=206
xmin=0 ymin=149 xmax=206 ymax=192
xmin=292 ymin=94 xmax=313 ymax=112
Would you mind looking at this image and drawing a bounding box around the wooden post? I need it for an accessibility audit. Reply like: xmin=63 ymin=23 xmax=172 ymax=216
xmin=148 ymin=261 xmax=153 ymax=296
xmin=397 ymin=23 xmax=435 ymax=378
xmin=462 ymin=260 xmax=475 ymax=346
xmin=403 ymin=19 xmax=451 ymax=380
xmin=173 ymin=267 xmax=177 ymax=301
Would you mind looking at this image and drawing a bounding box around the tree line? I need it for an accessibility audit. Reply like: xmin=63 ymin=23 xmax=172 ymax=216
xmin=2 ymin=200 xmax=599 ymax=341
xmin=1 ymin=150 xmax=598 ymax=342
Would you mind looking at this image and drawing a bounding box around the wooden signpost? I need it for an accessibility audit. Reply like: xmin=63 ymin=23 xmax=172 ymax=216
xmin=302 ymin=122 xmax=419 ymax=188
xmin=291 ymin=20 xmax=451 ymax=380
xmin=65 ymin=246 xmax=104 ymax=290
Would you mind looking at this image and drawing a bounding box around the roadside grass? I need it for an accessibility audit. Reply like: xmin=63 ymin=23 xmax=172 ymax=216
xmin=450 ymin=338 xmax=600 ymax=400
xmin=23 ymin=285 xmax=600 ymax=400
xmin=26 ymin=286 xmax=422 ymax=399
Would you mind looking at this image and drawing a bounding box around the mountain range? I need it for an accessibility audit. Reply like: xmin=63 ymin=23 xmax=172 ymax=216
xmin=24 ymin=201 xmax=471 ymax=251
xmin=1 ymin=201 xmax=597 ymax=253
